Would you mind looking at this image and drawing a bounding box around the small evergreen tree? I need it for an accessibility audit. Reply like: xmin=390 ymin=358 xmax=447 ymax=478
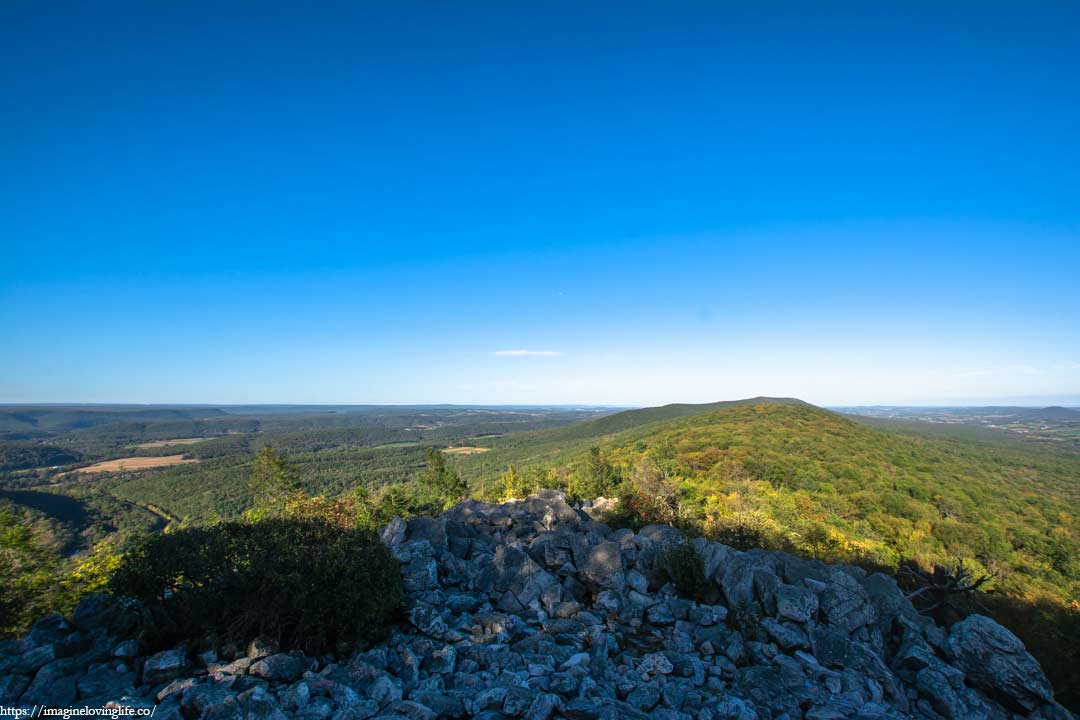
xmin=570 ymin=446 xmax=621 ymax=498
xmin=417 ymin=448 xmax=468 ymax=507
xmin=248 ymin=445 xmax=301 ymax=515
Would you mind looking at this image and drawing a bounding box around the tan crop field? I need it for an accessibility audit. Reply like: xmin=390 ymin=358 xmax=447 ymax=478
xmin=441 ymin=446 xmax=491 ymax=455
xmin=133 ymin=437 xmax=215 ymax=449
xmin=67 ymin=455 xmax=198 ymax=475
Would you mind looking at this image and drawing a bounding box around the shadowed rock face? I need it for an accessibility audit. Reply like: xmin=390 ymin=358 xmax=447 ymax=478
xmin=0 ymin=492 xmax=1073 ymax=720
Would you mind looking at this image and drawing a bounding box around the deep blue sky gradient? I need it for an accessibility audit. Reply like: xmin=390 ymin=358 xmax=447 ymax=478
xmin=3 ymin=2 xmax=1079 ymax=404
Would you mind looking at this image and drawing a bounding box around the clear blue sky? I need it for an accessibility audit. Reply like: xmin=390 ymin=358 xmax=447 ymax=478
xmin=2 ymin=2 xmax=1078 ymax=406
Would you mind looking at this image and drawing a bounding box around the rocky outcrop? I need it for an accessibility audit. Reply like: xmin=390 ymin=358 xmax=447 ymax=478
xmin=0 ymin=490 xmax=1073 ymax=720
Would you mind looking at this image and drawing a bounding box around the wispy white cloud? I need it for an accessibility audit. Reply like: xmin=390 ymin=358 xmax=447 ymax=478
xmin=494 ymin=349 xmax=564 ymax=357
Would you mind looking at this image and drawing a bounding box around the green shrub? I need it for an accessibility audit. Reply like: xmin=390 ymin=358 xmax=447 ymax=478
xmin=705 ymin=511 xmax=776 ymax=550
xmin=568 ymin=447 xmax=622 ymax=499
xmin=371 ymin=483 xmax=442 ymax=524
xmin=110 ymin=519 xmax=402 ymax=653
xmin=417 ymin=448 xmax=468 ymax=508
xmin=655 ymin=541 xmax=710 ymax=601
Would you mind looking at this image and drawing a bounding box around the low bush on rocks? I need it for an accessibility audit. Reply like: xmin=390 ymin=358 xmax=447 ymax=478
xmin=109 ymin=519 xmax=401 ymax=654
xmin=654 ymin=541 xmax=710 ymax=601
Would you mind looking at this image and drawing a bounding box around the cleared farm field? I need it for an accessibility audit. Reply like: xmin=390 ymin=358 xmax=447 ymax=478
xmin=68 ymin=454 xmax=198 ymax=474
xmin=441 ymin=446 xmax=490 ymax=455
xmin=133 ymin=437 xmax=216 ymax=448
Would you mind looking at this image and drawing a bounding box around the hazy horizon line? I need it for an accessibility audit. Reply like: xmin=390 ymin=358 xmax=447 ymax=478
xmin=3 ymin=396 xmax=1080 ymax=409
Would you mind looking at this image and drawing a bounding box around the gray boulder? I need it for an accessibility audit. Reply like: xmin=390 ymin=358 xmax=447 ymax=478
xmin=947 ymin=614 xmax=1054 ymax=712
xmin=579 ymin=541 xmax=625 ymax=592
xmin=0 ymin=674 xmax=30 ymax=705
xmin=249 ymin=653 xmax=313 ymax=682
xmin=406 ymin=516 xmax=448 ymax=552
xmin=143 ymin=647 xmax=188 ymax=684
xmin=915 ymin=667 xmax=966 ymax=719
xmin=380 ymin=516 xmax=407 ymax=548
xmin=819 ymin=569 xmax=875 ymax=632
xmin=775 ymin=583 xmax=818 ymax=623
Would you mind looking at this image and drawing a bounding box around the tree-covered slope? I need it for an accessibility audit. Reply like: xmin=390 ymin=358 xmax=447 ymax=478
xmin=543 ymin=396 xmax=812 ymax=440
xmin=455 ymin=396 xmax=812 ymax=480
xmin=559 ymin=403 xmax=1077 ymax=595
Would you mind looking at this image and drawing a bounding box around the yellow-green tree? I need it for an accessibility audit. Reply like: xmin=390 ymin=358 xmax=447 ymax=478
xmin=499 ymin=464 xmax=531 ymax=500
xmin=248 ymin=445 xmax=301 ymax=516
xmin=0 ymin=505 xmax=63 ymax=636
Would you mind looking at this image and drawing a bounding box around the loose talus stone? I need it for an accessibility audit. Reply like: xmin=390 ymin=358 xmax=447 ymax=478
xmin=0 ymin=491 xmax=1073 ymax=720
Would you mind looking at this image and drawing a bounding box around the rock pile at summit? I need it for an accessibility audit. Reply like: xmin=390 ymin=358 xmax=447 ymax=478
xmin=1 ymin=490 xmax=1073 ymax=720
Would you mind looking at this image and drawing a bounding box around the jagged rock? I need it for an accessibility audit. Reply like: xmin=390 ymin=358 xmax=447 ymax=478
xmin=380 ymin=516 xmax=407 ymax=548
xmin=402 ymin=554 xmax=439 ymax=593
xmin=406 ymin=516 xmax=448 ymax=552
xmin=637 ymin=652 xmax=674 ymax=676
xmin=503 ymin=686 xmax=539 ymax=715
xmin=250 ymin=653 xmax=313 ymax=682
xmin=580 ymin=497 xmax=618 ymax=521
xmin=861 ymin=573 xmax=912 ymax=631
xmin=21 ymin=658 xmax=76 ymax=707
xmin=76 ymin=665 xmax=136 ymax=702
xmin=637 ymin=524 xmax=684 ymax=546
xmin=915 ymin=666 xmax=966 ymax=719
xmin=366 ymin=674 xmax=403 ymax=704
xmin=720 ymin=554 xmax=765 ymax=611
xmin=113 ymin=639 xmax=140 ymax=658
xmin=625 ymin=682 xmax=661 ymax=711
xmin=422 ymin=644 xmax=456 ymax=674
xmin=157 ymin=677 xmax=199 ymax=702
xmin=182 ymin=681 xmax=239 ymax=717
xmin=143 ymin=647 xmax=188 ymax=684
xmin=819 ymin=569 xmax=875 ymax=632
xmin=760 ymin=618 xmax=809 ymax=651
xmin=71 ymin=594 xmax=144 ymax=636
xmin=775 ymin=583 xmax=818 ymax=623
xmin=389 ymin=699 xmax=438 ymax=720
xmin=12 ymin=642 xmax=58 ymax=674
xmin=947 ymin=614 xmax=1054 ymax=712
xmin=407 ymin=602 xmax=464 ymax=642
xmin=579 ymin=541 xmax=625 ymax=592
xmin=0 ymin=674 xmax=30 ymax=704
xmin=691 ymin=538 xmax=733 ymax=582
xmin=524 ymin=692 xmax=560 ymax=720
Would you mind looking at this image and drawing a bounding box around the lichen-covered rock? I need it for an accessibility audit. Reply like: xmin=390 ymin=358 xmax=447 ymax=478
xmin=819 ymin=568 xmax=875 ymax=632
xmin=947 ymin=614 xmax=1054 ymax=712
xmin=775 ymin=582 xmax=818 ymax=623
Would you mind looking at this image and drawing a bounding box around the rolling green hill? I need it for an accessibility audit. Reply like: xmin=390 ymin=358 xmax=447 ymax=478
xmin=461 ymin=402 xmax=1078 ymax=591
xmin=457 ymin=401 xmax=1079 ymax=702
xmin=538 ymin=396 xmax=812 ymax=439
xmin=453 ymin=396 xmax=812 ymax=480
